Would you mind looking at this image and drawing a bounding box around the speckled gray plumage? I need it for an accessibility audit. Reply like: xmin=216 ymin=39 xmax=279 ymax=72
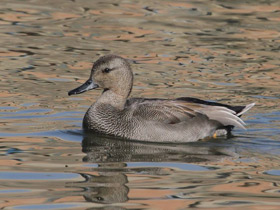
xmin=69 ymin=55 xmax=254 ymax=142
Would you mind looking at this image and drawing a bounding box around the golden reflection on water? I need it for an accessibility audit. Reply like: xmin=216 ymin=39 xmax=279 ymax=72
xmin=1 ymin=134 xmax=280 ymax=209
xmin=0 ymin=0 xmax=280 ymax=209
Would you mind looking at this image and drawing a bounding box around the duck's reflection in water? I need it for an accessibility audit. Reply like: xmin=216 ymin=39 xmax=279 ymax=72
xmin=80 ymin=132 xmax=237 ymax=204
xmin=81 ymin=163 xmax=129 ymax=204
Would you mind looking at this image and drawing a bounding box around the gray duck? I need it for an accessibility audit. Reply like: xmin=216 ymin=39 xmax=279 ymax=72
xmin=68 ymin=55 xmax=254 ymax=142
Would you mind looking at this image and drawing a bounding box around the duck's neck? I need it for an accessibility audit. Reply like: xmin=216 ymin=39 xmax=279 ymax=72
xmin=95 ymin=89 xmax=129 ymax=110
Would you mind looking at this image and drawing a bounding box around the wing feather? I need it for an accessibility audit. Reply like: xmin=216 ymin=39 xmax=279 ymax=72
xmin=126 ymin=98 xmax=250 ymax=129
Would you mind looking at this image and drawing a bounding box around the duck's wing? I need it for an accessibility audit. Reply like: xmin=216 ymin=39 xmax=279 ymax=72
xmin=126 ymin=98 xmax=197 ymax=124
xmin=126 ymin=98 xmax=252 ymax=129
xmin=176 ymin=97 xmax=255 ymax=116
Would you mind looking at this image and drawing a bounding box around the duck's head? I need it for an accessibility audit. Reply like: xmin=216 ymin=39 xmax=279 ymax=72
xmin=68 ymin=55 xmax=133 ymax=97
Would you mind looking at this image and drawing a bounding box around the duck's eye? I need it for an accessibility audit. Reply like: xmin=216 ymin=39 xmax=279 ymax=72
xmin=96 ymin=196 xmax=104 ymax=201
xmin=102 ymin=68 xmax=111 ymax=73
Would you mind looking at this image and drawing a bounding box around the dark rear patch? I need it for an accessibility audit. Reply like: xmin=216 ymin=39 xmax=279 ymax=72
xmin=176 ymin=97 xmax=245 ymax=114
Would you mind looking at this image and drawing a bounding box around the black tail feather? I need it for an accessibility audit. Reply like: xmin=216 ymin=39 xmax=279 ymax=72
xmin=176 ymin=97 xmax=245 ymax=115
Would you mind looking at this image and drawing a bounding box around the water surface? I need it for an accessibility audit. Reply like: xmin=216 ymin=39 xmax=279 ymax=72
xmin=0 ymin=0 xmax=280 ymax=209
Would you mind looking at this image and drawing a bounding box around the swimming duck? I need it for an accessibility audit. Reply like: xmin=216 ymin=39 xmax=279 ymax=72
xmin=68 ymin=55 xmax=254 ymax=142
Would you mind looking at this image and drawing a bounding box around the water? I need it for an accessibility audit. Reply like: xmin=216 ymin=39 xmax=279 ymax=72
xmin=1 ymin=0 xmax=280 ymax=209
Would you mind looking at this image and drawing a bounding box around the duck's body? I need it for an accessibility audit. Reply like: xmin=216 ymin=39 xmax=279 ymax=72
xmin=69 ymin=55 xmax=254 ymax=143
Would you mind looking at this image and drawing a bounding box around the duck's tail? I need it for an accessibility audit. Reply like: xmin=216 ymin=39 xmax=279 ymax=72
xmin=175 ymin=97 xmax=255 ymax=131
xmin=236 ymin=103 xmax=255 ymax=117
xmin=201 ymin=103 xmax=255 ymax=130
